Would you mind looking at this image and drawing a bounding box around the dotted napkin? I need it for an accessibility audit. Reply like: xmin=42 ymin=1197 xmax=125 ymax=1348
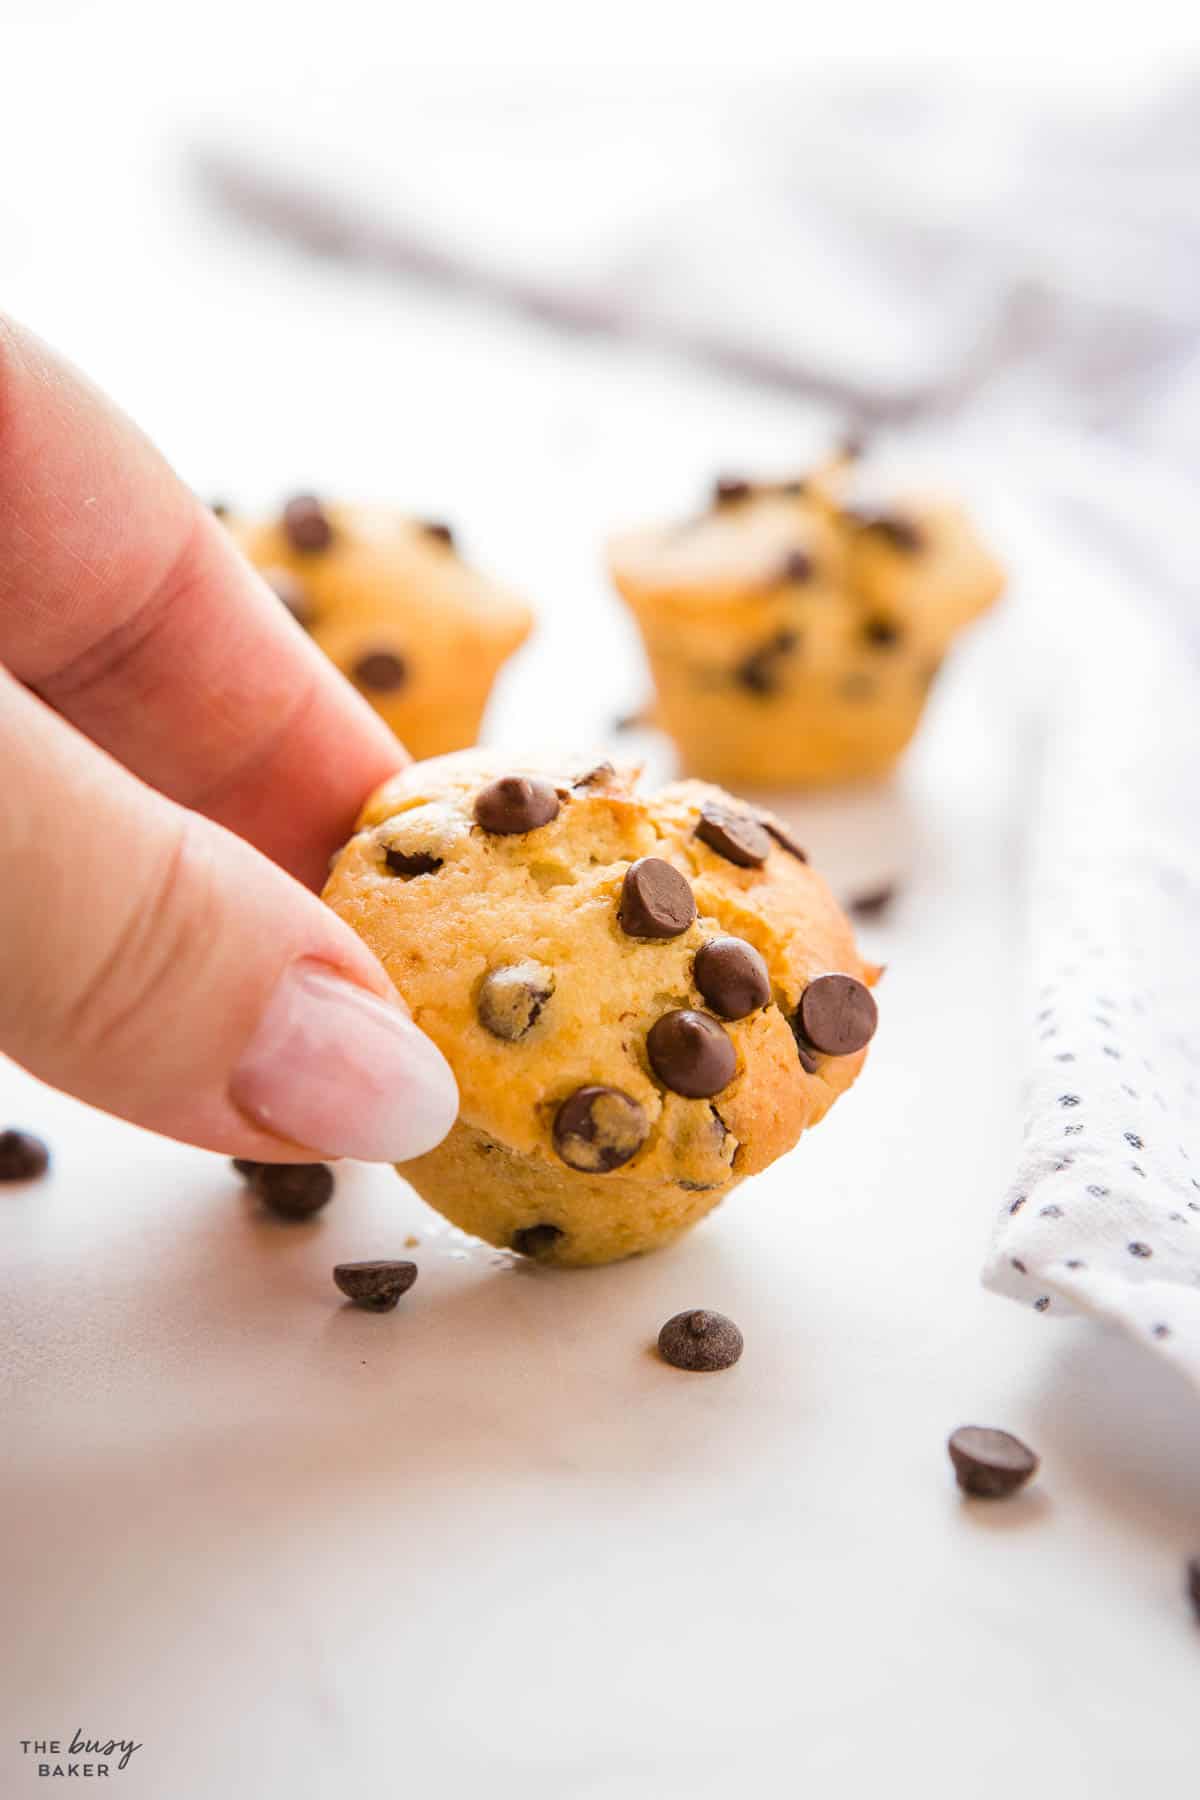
xmin=984 ymin=587 xmax=1200 ymax=1384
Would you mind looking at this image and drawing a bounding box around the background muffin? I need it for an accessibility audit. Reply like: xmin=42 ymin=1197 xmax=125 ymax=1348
xmin=608 ymin=449 xmax=1004 ymax=787
xmin=324 ymin=748 xmax=880 ymax=1265
xmin=226 ymin=494 xmax=532 ymax=758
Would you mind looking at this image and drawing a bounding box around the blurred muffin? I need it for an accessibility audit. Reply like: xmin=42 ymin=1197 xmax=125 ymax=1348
xmin=225 ymin=495 xmax=532 ymax=758
xmin=608 ymin=449 xmax=1004 ymax=787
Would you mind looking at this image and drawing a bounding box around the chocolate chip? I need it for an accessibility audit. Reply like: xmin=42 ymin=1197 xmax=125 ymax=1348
xmin=862 ymin=614 xmax=903 ymax=648
xmin=353 ymin=649 xmax=408 ymax=693
xmin=648 ymin=1009 xmax=736 ymax=1098
xmin=695 ymin=803 xmax=770 ymax=868
xmin=251 ymin=1163 xmax=334 ymax=1220
xmin=210 ymin=499 xmax=231 ymax=519
xmin=1186 ymin=1557 xmax=1200 ymax=1624
xmin=282 ymin=493 xmax=335 ymax=554
xmin=511 ymin=1223 xmax=563 ymax=1258
xmin=850 ymin=883 xmax=896 ymax=918
xmin=797 ymin=974 xmax=878 ymax=1056
xmin=231 ymin=1157 xmax=263 ymax=1179
xmin=572 ymin=761 xmax=615 ymax=788
xmin=474 ymin=776 xmax=560 ymax=836
xmin=947 ymin=1426 xmax=1039 ymax=1499
xmin=713 ymin=475 xmax=751 ymax=505
xmin=793 ymin=1035 xmax=819 ymax=1074
xmin=778 ymin=548 xmax=814 ymax=583
xmin=262 ymin=565 xmax=312 ymax=627
xmin=849 ymin=509 xmax=924 ymax=553
xmin=422 ymin=520 xmax=455 ymax=548
xmin=694 ymin=938 xmax=770 ymax=1020
xmin=734 ymin=630 xmax=800 ymax=697
xmin=553 ymin=1086 xmax=648 ymax=1172
xmin=618 ymin=858 xmax=696 ymax=940
xmin=333 ymin=1260 xmax=417 ymax=1311
xmin=478 ymin=961 xmax=556 ymax=1040
xmin=0 ymin=1130 xmax=49 ymax=1182
xmin=657 ymin=1308 xmax=743 ymax=1372
xmin=384 ymin=847 xmax=443 ymax=877
xmin=758 ymin=816 xmax=808 ymax=862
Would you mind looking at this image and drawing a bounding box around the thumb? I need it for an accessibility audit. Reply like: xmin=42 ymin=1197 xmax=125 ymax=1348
xmin=0 ymin=672 xmax=458 ymax=1161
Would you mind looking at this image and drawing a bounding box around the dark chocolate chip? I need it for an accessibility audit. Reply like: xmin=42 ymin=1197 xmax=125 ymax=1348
xmin=778 ymin=548 xmax=814 ymax=583
xmin=862 ymin=613 xmax=903 ymax=648
xmin=572 ymin=761 xmax=615 ymax=788
xmin=210 ymin=499 xmax=231 ymax=519
xmin=251 ymin=1163 xmax=334 ymax=1220
xmin=793 ymin=1034 xmax=819 ymax=1074
xmin=1186 ymin=1557 xmax=1200 ymax=1624
xmin=553 ymin=1086 xmax=648 ymax=1172
xmin=734 ymin=630 xmax=800 ymax=697
xmin=511 ymin=1223 xmax=564 ymax=1259
xmin=262 ymin=565 xmax=313 ymax=627
xmin=618 ymin=858 xmax=697 ymax=940
xmin=849 ymin=509 xmax=924 ymax=553
xmin=713 ymin=476 xmax=751 ymax=505
xmin=231 ymin=1157 xmax=263 ymax=1179
xmin=695 ymin=803 xmax=770 ymax=868
xmin=947 ymin=1426 xmax=1039 ymax=1499
xmin=755 ymin=818 xmax=807 ymax=864
xmin=657 ymin=1308 xmax=744 ymax=1372
xmin=478 ymin=961 xmax=556 ymax=1041
xmin=422 ymin=520 xmax=455 ymax=548
xmin=0 ymin=1130 xmax=50 ymax=1182
xmin=694 ymin=937 xmax=771 ymax=1020
xmin=353 ymin=649 xmax=408 ymax=693
xmin=333 ymin=1259 xmax=417 ymax=1311
xmin=850 ymin=883 xmax=896 ymax=918
xmin=474 ymin=775 xmax=560 ymax=836
xmin=647 ymin=1009 xmax=737 ymax=1099
xmin=282 ymin=493 xmax=335 ymax=554
xmin=384 ymin=847 xmax=443 ymax=877
xmin=797 ymin=974 xmax=878 ymax=1056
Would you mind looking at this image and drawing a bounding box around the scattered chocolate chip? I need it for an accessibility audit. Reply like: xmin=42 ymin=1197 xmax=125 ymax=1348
xmin=0 ymin=1130 xmax=49 ymax=1182
xmin=694 ymin=937 xmax=770 ymax=1020
xmin=947 ymin=1426 xmax=1039 ymax=1499
xmin=862 ymin=613 xmax=903 ymax=648
xmin=849 ymin=509 xmax=924 ymax=553
xmin=333 ymin=1259 xmax=417 ymax=1311
xmin=648 ymin=1009 xmax=736 ymax=1099
xmin=850 ymin=883 xmax=896 ymax=918
xmin=511 ymin=1223 xmax=564 ymax=1258
xmin=735 ymin=629 xmax=800 ymax=696
xmin=262 ymin=565 xmax=313 ymax=626
xmin=1186 ymin=1557 xmax=1200 ymax=1624
xmin=554 ymin=1086 xmax=648 ymax=1172
xmin=478 ymin=961 xmax=556 ymax=1041
xmin=231 ymin=1157 xmax=263 ymax=1179
xmin=713 ymin=476 xmax=751 ymax=505
xmin=618 ymin=857 xmax=696 ymax=940
xmin=353 ymin=649 xmax=408 ymax=693
xmin=758 ymin=816 xmax=808 ymax=862
xmin=797 ymin=974 xmax=878 ymax=1056
xmin=282 ymin=493 xmax=335 ymax=554
xmin=657 ymin=1308 xmax=743 ymax=1372
xmin=474 ymin=775 xmax=560 ymax=836
xmin=384 ymin=847 xmax=443 ymax=877
xmin=210 ymin=499 xmax=231 ymax=519
xmin=251 ymin=1163 xmax=334 ymax=1220
xmin=778 ymin=548 xmax=814 ymax=583
xmin=422 ymin=520 xmax=455 ymax=548
xmin=695 ymin=803 xmax=770 ymax=868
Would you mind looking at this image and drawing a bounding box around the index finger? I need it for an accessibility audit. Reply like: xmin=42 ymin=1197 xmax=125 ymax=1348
xmin=0 ymin=315 xmax=405 ymax=888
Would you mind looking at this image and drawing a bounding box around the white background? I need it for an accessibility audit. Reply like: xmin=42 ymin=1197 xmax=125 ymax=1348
xmin=3 ymin=8 xmax=1200 ymax=1796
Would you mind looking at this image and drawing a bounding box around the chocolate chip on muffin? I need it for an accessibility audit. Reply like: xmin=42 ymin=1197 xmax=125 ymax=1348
xmin=618 ymin=858 xmax=696 ymax=940
xmin=474 ymin=776 xmax=560 ymax=836
xmin=694 ymin=937 xmax=771 ymax=1020
xmin=647 ymin=1010 xmax=737 ymax=1099
xmin=695 ymin=803 xmax=771 ymax=868
xmin=478 ymin=962 xmax=556 ymax=1041
xmin=282 ymin=492 xmax=335 ymax=554
xmin=553 ymin=1086 xmax=648 ymax=1172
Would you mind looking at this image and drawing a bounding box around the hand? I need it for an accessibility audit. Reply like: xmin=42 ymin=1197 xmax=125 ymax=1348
xmin=0 ymin=316 xmax=457 ymax=1163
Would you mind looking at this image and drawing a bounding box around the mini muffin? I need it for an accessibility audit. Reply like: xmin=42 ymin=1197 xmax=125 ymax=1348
xmin=225 ymin=495 xmax=532 ymax=758
xmin=323 ymin=749 xmax=880 ymax=1266
xmin=608 ymin=448 xmax=1004 ymax=787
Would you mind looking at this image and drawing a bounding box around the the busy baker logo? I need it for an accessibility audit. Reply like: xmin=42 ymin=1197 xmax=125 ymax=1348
xmin=19 ymin=1733 xmax=142 ymax=1778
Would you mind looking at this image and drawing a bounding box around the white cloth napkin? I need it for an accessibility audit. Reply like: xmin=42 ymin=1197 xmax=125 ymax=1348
xmin=983 ymin=540 xmax=1200 ymax=1386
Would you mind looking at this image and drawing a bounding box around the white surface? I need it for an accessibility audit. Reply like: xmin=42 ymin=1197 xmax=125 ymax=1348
xmin=3 ymin=15 xmax=1200 ymax=1797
